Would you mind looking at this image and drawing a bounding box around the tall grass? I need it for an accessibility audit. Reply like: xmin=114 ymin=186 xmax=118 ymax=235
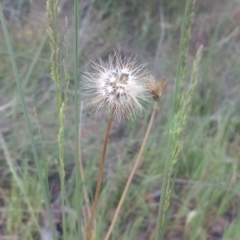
xmin=46 ymin=0 xmax=72 ymax=239
xmin=154 ymin=0 xmax=202 ymax=239
xmin=0 ymin=3 xmax=57 ymax=240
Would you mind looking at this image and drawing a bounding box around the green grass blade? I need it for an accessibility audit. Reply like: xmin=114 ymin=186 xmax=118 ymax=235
xmin=23 ymin=36 xmax=48 ymax=87
xmin=0 ymin=4 xmax=57 ymax=240
xmin=74 ymin=0 xmax=82 ymax=237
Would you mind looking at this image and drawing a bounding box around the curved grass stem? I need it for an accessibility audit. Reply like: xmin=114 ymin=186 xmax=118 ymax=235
xmin=104 ymin=101 xmax=158 ymax=240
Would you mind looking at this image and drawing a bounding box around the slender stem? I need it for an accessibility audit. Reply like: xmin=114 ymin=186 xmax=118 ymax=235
xmin=86 ymin=108 xmax=115 ymax=240
xmin=78 ymin=101 xmax=91 ymax=219
xmin=73 ymin=0 xmax=82 ymax=237
xmin=79 ymin=153 xmax=91 ymax=218
xmin=104 ymin=102 xmax=158 ymax=240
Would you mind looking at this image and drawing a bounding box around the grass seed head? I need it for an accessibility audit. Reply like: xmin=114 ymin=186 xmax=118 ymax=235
xmin=82 ymin=52 xmax=150 ymax=120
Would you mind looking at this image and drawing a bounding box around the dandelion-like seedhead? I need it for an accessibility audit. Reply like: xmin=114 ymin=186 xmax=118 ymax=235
xmin=82 ymin=52 xmax=150 ymax=120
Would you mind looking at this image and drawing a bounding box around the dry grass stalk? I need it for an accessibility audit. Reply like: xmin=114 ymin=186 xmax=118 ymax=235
xmin=104 ymin=78 xmax=168 ymax=240
xmin=86 ymin=108 xmax=115 ymax=240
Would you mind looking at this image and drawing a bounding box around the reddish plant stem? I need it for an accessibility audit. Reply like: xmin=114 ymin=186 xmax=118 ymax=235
xmin=86 ymin=108 xmax=115 ymax=240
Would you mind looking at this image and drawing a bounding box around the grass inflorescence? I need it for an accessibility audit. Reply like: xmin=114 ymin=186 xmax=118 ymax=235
xmin=46 ymin=0 xmax=70 ymax=238
xmin=154 ymin=0 xmax=201 ymax=239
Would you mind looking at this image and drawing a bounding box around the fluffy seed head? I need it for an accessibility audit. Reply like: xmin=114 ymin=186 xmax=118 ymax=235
xmin=82 ymin=52 xmax=150 ymax=120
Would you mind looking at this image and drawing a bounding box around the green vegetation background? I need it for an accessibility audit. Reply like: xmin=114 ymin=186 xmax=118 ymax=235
xmin=0 ymin=0 xmax=240 ymax=239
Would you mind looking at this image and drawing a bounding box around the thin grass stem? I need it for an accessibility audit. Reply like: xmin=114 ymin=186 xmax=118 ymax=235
xmin=86 ymin=108 xmax=115 ymax=240
xmin=23 ymin=36 xmax=47 ymax=87
xmin=78 ymin=101 xmax=91 ymax=220
xmin=73 ymin=0 xmax=83 ymax=238
xmin=104 ymin=101 xmax=158 ymax=240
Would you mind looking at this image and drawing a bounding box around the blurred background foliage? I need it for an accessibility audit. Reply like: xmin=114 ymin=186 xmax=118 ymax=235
xmin=0 ymin=0 xmax=240 ymax=239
